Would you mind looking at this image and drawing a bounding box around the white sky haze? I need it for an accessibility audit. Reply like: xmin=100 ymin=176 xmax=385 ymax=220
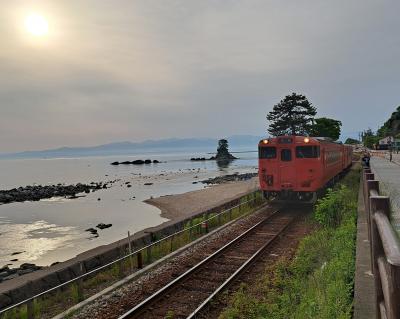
xmin=0 ymin=0 xmax=399 ymax=152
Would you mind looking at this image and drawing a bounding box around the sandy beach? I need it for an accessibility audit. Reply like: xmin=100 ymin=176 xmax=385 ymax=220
xmin=145 ymin=177 xmax=259 ymax=220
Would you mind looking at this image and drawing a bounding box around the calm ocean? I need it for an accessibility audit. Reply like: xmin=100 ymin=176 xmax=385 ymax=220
xmin=0 ymin=148 xmax=258 ymax=267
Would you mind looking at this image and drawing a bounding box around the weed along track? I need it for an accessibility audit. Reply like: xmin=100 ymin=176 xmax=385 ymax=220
xmin=118 ymin=206 xmax=298 ymax=319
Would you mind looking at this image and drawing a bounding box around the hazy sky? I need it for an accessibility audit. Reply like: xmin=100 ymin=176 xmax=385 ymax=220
xmin=0 ymin=0 xmax=399 ymax=152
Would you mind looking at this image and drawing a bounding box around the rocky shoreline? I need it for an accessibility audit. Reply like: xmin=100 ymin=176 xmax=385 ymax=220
xmin=0 ymin=182 xmax=110 ymax=205
xmin=0 ymin=263 xmax=43 ymax=283
xmin=201 ymin=172 xmax=258 ymax=185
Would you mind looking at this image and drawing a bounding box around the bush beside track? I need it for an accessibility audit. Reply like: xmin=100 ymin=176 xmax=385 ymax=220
xmin=219 ymin=166 xmax=360 ymax=319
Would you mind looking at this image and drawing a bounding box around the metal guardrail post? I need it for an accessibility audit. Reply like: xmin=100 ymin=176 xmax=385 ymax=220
xmin=189 ymin=218 xmax=193 ymax=240
xmin=77 ymin=262 xmax=84 ymax=302
xmin=170 ymin=235 xmax=174 ymax=253
xmin=128 ymin=231 xmax=134 ymax=273
xmin=137 ymin=251 xmax=143 ymax=269
xmin=26 ymin=280 xmax=34 ymax=319
xmin=118 ymin=246 xmax=124 ymax=278
xmin=27 ymin=298 xmax=34 ymax=319
xmin=146 ymin=245 xmax=152 ymax=264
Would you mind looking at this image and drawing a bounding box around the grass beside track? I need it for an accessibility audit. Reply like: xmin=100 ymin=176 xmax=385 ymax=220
xmin=219 ymin=167 xmax=360 ymax=319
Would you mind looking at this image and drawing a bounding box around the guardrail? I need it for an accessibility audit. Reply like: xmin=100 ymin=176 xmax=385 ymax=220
xmin=0 ymin=190 xmax=265 ymax=319
xmin=363 ymin=168 xmax=400 ymax=319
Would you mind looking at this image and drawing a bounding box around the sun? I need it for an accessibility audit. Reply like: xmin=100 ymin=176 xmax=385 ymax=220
xmin=25 ymin=13 xmax=49 ymax=37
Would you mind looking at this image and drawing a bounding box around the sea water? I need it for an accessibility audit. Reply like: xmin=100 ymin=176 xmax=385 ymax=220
xmin=0 ymin=148 xmax=258 ymax=267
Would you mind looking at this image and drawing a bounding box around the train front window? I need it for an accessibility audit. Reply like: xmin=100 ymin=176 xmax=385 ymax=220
xmin=296 ymin=146 xmax=320 ymax=158
xmin=281 ymin=149 xmax=292 ymax=161
xmin=259 ymin=146 xmax=276 ymax=159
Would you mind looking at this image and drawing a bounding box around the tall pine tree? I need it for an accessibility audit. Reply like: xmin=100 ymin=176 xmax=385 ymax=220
xmin=267 ymin=93 xmax=316 ymax=136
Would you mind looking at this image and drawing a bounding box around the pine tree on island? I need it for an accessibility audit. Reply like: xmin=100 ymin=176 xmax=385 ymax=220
xmin=211 ymin=139 xmax=237 ymax=161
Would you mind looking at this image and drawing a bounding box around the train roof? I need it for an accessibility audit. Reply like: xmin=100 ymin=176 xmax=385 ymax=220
xmin=258 ymin=136 xmax=344 ymax=145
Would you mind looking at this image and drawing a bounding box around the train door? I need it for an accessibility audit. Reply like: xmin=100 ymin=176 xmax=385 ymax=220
xmin=278 ymin=148 xmax=296 ymax=188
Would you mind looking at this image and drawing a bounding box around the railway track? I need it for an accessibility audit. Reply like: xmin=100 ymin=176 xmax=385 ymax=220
xmin=118 ymin=207 xmax=297 ymax=319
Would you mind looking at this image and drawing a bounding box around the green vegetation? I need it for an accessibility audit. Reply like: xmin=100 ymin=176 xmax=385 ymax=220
xmin=344 ymin=138 xmax=360 ymax=145
xmin=377 ymin=105 xmax=400 ymax=138
xmin=266 ymin=93 xmax=342 ymax=140
xmin=361 ymin=128 xmax=379 ymax=149
xmin=220 ymin=168 xmax=360 ymax=319
xmin=310 ymin=117 xmax=342 ymax=140
xmin=362 ymin=105 xmax=400 ymax=148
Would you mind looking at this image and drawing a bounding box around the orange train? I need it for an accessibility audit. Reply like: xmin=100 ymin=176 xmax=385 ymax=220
xmin=258 ymin=135 xmax=352 ymax=202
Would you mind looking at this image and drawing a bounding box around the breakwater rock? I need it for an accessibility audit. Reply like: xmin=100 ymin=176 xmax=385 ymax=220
xmin=201 ymin=173 xmax=258 ymax=185
xmin=0 ymin=264 xmax=43 ymax=283
xmin=0 ymin=183 xmax=107 ymax=205
xmin=111 ymin=159 xmax=160 ymax=165
xmin=190 ymin=157 xmax=211 ymax=161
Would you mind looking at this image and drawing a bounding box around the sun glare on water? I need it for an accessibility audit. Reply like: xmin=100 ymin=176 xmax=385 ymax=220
xmin=25 ymin=13 xmax=49 ymax=37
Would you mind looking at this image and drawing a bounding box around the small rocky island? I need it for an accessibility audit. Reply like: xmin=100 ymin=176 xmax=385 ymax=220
xmin=191 ymin=139 xmax=237 ymax=162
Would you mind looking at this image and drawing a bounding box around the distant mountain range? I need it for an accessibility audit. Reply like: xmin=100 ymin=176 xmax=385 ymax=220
xmin=0 ymin=135 xmax=264 ymax=159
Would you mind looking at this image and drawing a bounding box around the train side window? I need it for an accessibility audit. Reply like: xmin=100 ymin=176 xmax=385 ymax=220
xmin=259 ymin=146 xmax=276 ymax=159
xmin=281 ymin=149 xmax=292 ymax=161
xmin=296 ymin=146 xmax=320 ymax=158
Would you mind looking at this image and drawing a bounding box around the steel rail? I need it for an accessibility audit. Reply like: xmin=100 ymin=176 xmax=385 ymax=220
xmin=187 ymin=215 xmax=294 ymax=318
xmin=118 ymin=208 xmax=283 ymax=319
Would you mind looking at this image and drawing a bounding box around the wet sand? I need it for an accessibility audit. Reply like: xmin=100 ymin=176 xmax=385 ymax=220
xmin=145 ymin=177 xmax=259 ymax=220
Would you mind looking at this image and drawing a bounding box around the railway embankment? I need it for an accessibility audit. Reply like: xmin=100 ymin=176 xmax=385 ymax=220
xmin=220 ymin=167 xmax=360 ymax=319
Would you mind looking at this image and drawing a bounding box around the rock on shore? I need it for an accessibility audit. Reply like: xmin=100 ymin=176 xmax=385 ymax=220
xmin=0 ymin=182 xmax=108 ymax=205
xmin=190 ymin=157 xmax=210 ymax=161
xmin=111 ymin=159 xmax=160 ymax=165
xmin=0 ymin=264 xmax=43 ymax=283
xmin=201 ymin=173 xmax=258 ymax=185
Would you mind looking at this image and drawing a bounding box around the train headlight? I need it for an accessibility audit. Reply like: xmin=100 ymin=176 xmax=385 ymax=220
xmin=262 ymin=139 xmax=269 ymax=144
xmin=304 ymin=137 xmax=310 ymax=143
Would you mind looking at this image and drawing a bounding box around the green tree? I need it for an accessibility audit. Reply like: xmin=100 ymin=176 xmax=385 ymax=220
xmin=344 ymin=138 xmax=360 ymax=145
xmin=377 ymin=106 xmax=400 ymax=138
xmin=217 ymin=139 xmax=229 ymax=156
xmin=267 ymin=93 xmax=317 ymax=136
xmin=309 ymin=117 xmax=342 ymax=140
xmin=362 ymin=128 xmax=378 ymax=149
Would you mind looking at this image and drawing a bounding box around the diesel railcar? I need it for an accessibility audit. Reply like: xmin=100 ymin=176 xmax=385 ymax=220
xmin=258 ymin=136 xmax=352 ymax=202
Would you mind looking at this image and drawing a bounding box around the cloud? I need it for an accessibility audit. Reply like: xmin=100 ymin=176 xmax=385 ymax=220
xmin=0 ymin=0 xmax=399 ymax=151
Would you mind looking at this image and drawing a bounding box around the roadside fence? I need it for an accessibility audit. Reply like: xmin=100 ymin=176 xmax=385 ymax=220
xmin=363 ymin=168 xmax=400 ymax=319
xmin=0 ymin=190 xmax=265 ymax=319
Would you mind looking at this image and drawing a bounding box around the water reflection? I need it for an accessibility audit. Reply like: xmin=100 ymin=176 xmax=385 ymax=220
xmin=0 ymin=220 xmax=79 ymax=266
xmin=216 ymin=159 xmax=235 ymax=170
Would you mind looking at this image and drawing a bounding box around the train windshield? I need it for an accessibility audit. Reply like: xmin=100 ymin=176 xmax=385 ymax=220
xmin=281 ymin=149 xmax=292 ymax=161
xmin=296 ymin=146 xmax=320 ymax=158
xmin=259 ymin=146 xmax=276 ymax=159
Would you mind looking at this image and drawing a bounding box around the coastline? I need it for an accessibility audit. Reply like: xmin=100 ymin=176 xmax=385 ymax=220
xmin=0 ymin=177 xmax=259 ymax=299
xmin=145 ymin=177 xmax=259 ymax=220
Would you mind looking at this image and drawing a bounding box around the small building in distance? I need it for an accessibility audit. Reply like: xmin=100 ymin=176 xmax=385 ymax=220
xmin=377 ymin=136 xmax=400 ymax=151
